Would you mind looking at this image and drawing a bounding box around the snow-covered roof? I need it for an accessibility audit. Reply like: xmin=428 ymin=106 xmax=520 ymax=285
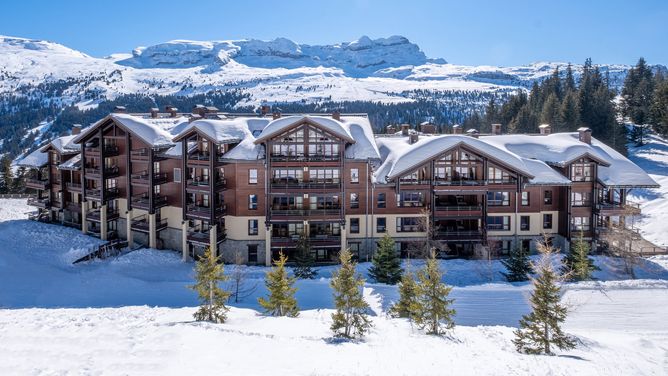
xmin=340 ymin=116 xmax=380 ymax=161
xmin=374 ymin=135 xmax=535 ymax=183
xmin=15 ymin=148 xmax=48 ymax=168
xmin=254 ymin=115 xmax=355 ymax=143
xmin=40 ymin=135 xmax=80 ymax=154
xmin=58 ymin=154 xmax=81 ymax=170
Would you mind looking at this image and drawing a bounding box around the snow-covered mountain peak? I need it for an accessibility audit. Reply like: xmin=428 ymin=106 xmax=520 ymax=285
xmin=0 ymin=35 xmax=90 ymax=59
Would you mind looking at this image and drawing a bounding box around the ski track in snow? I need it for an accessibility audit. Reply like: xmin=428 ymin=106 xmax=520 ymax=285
xmin=1 ymin=194 xmax=667 ymax=375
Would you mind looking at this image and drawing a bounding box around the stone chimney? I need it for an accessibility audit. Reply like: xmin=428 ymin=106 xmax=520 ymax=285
xmin=409 ymin=133 xmax=419 ymax=144
xmin=272 ymin=107 xmax=282 ymax=120
xmin=401 ymin=124 xmax=410 ymax=136
xmin=386 ymin=125 xmax=396 ymax=134
xmin=165 ymin=106 xmax=178 ymax=118
xmin=578 ymin=127 xmax=592 ymax=144
xmin=71 ymin=124 xmax=82 ymax=135
xmin=150 ymin=107 xmax=159 ymax=119
xmin=538 ymin=124 xmax=552 ymax=135
xmin=420 ymin=122 xmax=436 ymax=134
xmin=466 ymin=129 xmax=480 ymax=138
xmin=260 ymin=105 xmax=271 ymax=116
xmin=491 ymin=123 xmax=502 ymax=135
xmin=332 ymin=109 xmax=341 ymax=121
xmin=452 ymin=124 xmax=463 ymax=134
xmin=113 ymin=106 xmax=126 ymax=113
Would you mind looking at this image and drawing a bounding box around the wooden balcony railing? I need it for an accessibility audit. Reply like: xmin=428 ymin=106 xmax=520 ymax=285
xmin=87 ymin=207 xmax=119 ymax=222
xmin=27 ymin=197 xmax=50 ymax=208
xmin=270 ymin=208 xmax=341 ymax=217
xmin=131 ymin=194 xmax=168 ymax=209
xmin=25 ymin=178 xmax=50 ymax=190
xmin=66 ymin=182 xmax=82 ymax=191
xmin=185 ymin=204 xmax=226 ymax=219
xmin=130 ymin=214 xmax=168 ymax=232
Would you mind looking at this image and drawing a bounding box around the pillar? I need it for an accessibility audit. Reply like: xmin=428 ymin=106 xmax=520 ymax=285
xmin=209 ymin=224 xmax=218 ymax=257
xmin=81 ymin=201 xmax=88 ymax=234
xmin=149 ymin=213 xmax=157 ymax=249
xmin=100 ymin=203 xmax=108 ymax=241
xmin=181 ymin=221 xmax=189 ymax=262
xmin=265 ymin=224 xmax=272 ymax=266
xmin=126 ymin=209 xmax=133 ymax=248
xmin=340 ymin=222 xmax=347 ymax=252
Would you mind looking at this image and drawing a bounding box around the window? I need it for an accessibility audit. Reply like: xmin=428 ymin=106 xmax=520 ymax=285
xmin=272 ymin=169 xmax=303 ymax=185
xmin=544 ymin=190 xmax=553 ymax=205
xmin=350 ymin=168 xmax=359 ymax=184
xmin=310 ymin=168 xmax=340 ymax=184
xmin=348 ymin=242 xmax=360 ymax=259
xmin=247 ymin=245 xmax=258 ymax=263
xmin=350 ymin=218 xmax=360 ymax=233
xmin=376 ymin=217 xmax=387 ymax=233
xmin=571 ymin=162 xmax=593 ymax=182
xmin=520 ymin=216 xmax=530 ymax=231
xmin=521 ymin=191 xmax=530 ymax=206
xmin=571 ymin=216 xmax=590 ymax=231
xmin=248 ymin=219 xmax=258 ymax=235
xmin=487 ymin=191 xmax=510 ymax=206
xmin=249 ymin=169 xmax=258 ymax=184
xmin=487 ymin=216 xmax=510 ymax=231
xmin=488 ymin=166 xmax=513 ymax=183
xmin=350 ymin=193 xmax=359 ymax=209
xmin=398 ymin=191 xmax=424 ymax=207
xmin=248 ymin=194 xmax=258 ymax=210
xmin=571 ymin=191 xmax=591 ymax=207
xmin=543 ymin=214 xmax=553 ymax=229
xmin=173 ymin=168 xmax=181 ymax=183
xmin=396 ymin=217 xmax=420 ymax=232
xmin=377 ymin=193 xmax=386 ymax=208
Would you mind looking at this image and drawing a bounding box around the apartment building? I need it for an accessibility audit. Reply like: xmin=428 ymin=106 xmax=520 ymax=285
xmin=18 ymin=108 xmax=658 ymax=265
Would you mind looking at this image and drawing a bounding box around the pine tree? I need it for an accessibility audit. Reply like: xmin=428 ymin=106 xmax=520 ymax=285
xmin=651 ymin=78 xmax=668 ymax=137
xmin=389 ymin=266 xmax=418 ymax=319
xmin=411 ymin=250 xmax=456 ymax=335
xmin=561 ymin=231 xmax=598 ymax=281
xmin=293 ymin=233 xmax=317 ymax=279
xmin=0 ymin=156 xmax=14 ymax=194
xmin=501 ymin=245 xmax=534 ymax=282
xmin=513 ymin=238 xmax=576 ymax=355
xmin=540 ymin=93 xmax=560 ymax=125
xmin=330 ymin=248 xmax=372 ymax=339
xmin=189 ymin=247 xmax=231 ymax=323
xmin=258 ymin=252 xmax=299 ymax=317
xmin=369 ymin=234 xmax=403 ymax=284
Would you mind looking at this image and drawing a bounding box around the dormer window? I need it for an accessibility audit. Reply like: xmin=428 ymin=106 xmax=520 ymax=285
xmin=571 ymin=161 xmax=593 ymax=182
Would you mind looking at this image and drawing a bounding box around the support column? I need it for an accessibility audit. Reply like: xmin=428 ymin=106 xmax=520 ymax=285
xmin=81 ymin=200 xmax=88 ymax=234
xmin=126 ymin=209 xmax=133 ymax=248
xmin=340 ymin=223 xmax=347 ymax=252
xmin=209 ymin=224 xmax=218 ymax=257
xmin=100 ymin=203 xmax=108 ymax=241
xmin=181 ymin=221 xmax=189 ymax=262
xmin=149 ymin=213 xmax=157 ymax=249
xmin=265 ymin=224 xmax=272 ymax=266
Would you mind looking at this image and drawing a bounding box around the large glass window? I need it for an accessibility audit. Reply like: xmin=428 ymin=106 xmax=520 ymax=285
xmin=396 ymin=217 xmax=420 ymax=232
xmin=350 ymin=168 xmax=359 ymax=184
xmin=571 ymin=162 xmax=593 ymax=182
xmin=272 ymin=169 xmax=303 ymax=184
xmin=488 ymin=166 xmax=512 ymax=183
xmin=487 ymin=216 xmax=510 ymax=230
xmin=571 ymin=216 xmax=590 ymax=231
xmin=309 ymin=169 xmax=340 ymax=184
xmin=397 ymin=191 xmax=424 ymax=207
xmin=571 ymin=191 xmax=591 ymax=207
xmin=487 ymin=191 xmax=510 ymax=206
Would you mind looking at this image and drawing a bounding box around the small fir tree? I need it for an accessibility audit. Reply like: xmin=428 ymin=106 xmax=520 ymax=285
xmin=330 ymin=248 xmax=372 ymax=339
xmin=294 ymin=233 xmax=317 ymax=279
xmin=369 ymin=234 xmax=403 ymax=284
xmin=189 ymin=247 xmax=231 ymax=323
xmin=412 ymin=250 xmax=456 ymax=335
xmin=389 ymin=266 xmax=418 ymax=319
xmin=514 ymin=237 xmax=576 ymax=355
xmin=501 ymin=245 xmax=534 ymax=282
xmin=561 ymin=231 xmax=598 ymax=281
xmin=258 ymin=252 xmax=299 ymax=317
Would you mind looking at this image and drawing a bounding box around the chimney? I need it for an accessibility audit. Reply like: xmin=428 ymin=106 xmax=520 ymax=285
xmin=165 ymin=106 xmax=178 ymax=118
xmin=578 ymin=127 xmax=592 ymax=144
xmin=466 ymin=129 xmax=480 ymax=138
xmin=260 ymin=105 xmax=270 ymax=116
xmin=491 ymin=123 xmax=502 ymax=135
xmin=272 ymin=107 xmax=282 ymax=120
xmin=386 ymin=125 xmax=396 ymax=134
xmin=401 ymin=124 xmax=410 ymax=136
xmin=409 ymin=133 xmax=419 ymax=144
xmin=150 ymin=107 xmax=159 ymax=119
xmin=71 ymin=124 xmax=82 ymax=135
xmin=538 ymin=124 xmax=551 ymax=135
xmin=452 ymin=124 xmax=463 ymax=134
xmin=332 ymin=110 xmax=341 ymax=121
xmin=420 ymin=122 xmax=436 ymax=134
xmin=113 ymin=106 xmax=126 ymax=113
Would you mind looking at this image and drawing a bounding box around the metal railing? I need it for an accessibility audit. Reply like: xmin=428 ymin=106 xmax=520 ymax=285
xmin=434 ymin=204 xmax=483 ymax=212
xmin=66 ymin=182 xmax=82 ymax=191
xmin=25 ymin=178 xmax=49 ymax=189
xmin=270 ymin=181 xmax=340 ymax=190
xmin=270 ymin=208 xmax=341 ymax=216
xmin=27 ymin=197 xmax=50 ymax=207
xmin=186 ymin=204 xmax=226 ymax=218
xmin=433 ymin=179 xmax=486 ymax=186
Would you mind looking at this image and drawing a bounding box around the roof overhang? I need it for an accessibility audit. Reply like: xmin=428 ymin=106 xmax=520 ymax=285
xmin=253 ymin=117 xmax=355 ymax=145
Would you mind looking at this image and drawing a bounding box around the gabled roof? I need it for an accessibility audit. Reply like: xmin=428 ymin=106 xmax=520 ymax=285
xmin=254 ymin=115 xmax=355 ymax=144
xmin=58 ymin=154 xmax=81 ymax=170
xmin=40 ymin=135 xmax=80 ymax=154
xmin=15 ymin=148 xmax=48 ymax=168
xmin=73 ymin=113 xmax=189 ymax=148
xmin=173 ymin=118 xmax=271 ymax=144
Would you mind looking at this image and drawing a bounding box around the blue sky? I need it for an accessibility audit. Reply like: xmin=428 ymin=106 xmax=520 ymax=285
xmin=1 ymin=0 xmax=666 ymax=66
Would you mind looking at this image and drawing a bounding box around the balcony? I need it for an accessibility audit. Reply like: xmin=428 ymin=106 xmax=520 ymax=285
xmin=185 ymin=204 xmax=226 ymax=220
xmin=186 ymin=177 xmax=226 ymax=191
xmin=186 ymin=152 xmax=211 ymax=163
xmin=270 ymin=208 xmax=341 ymax=217
xmin=595 ymin=201 xmax=641 ymax=216
xmin=270 ymin=180 xmax=340 ymax=190
xmin=27 ymin=197 xmax=50 ymax=208
xmin=272 ymin=234 xmax=342 ymax=247
xmin=131 ymin=171 xmax=169 ymax=186
xmin=130 ymin=148 xmax=167 ymax=162
xmin=434 ymin=179 xmax=485 ymax=186
xmin=66 ymin=182 xmax=82 ymax=192
xmin=84 ymin=166 xmax=119 ymax=179
xmin=65 ymin=202 xmax=82 ymax=213
xmin=131 ymin=193 xmax=168 ymax=210
xmin=187 ymin=228 xmax=226 ymax=244
xmin=434 ymin=229 xmax=484 ymax=241
xmin=87 ymin=207 xmax=120 ymax=222
xmin=434 ymin=204 xmax=483 ymax=217
xmin=130 ymin=214 xmax=168 ymax=233
xmin=270 ymin=154 xmax=340 ymax=162
xmin=25 ymin=178 xmax=50 ymax=190
xmin=85 ymin=145 xmax=119 ymax=157
xmin=85 ymin=187 xmax=119 ymax=201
